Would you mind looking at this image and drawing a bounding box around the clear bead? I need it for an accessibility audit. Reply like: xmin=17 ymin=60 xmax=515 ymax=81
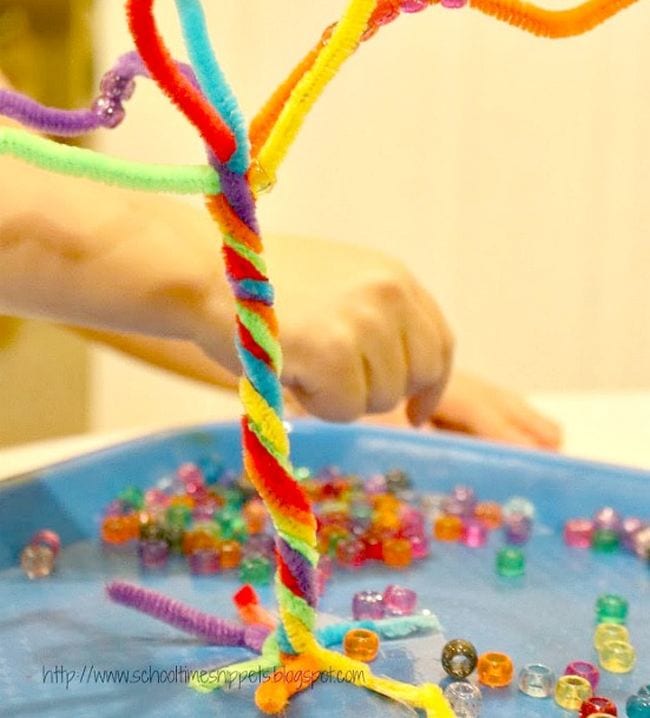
xmin=21 ymin=544 xmax=55 ymax=579
xmin=443 ymin=681 xmax=482 ymax=718
xmin=518 ymin=663 xmax=555 ymax=698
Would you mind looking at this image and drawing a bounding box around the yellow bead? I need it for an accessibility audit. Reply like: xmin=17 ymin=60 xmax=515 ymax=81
xmin=343 ymin=628 xmax=379 ymax=662
xmin=382 ymin=537 xmax=413 ymax=569
xmin=598 ymin=640 xmax=636 ymax=673
xmin=434 ymin=515 xmax=463 ymax=542
xmin=593 ymin=622 xmax=629 ymax=652
xmin=554 ymin=675 xmax=592 ymax=710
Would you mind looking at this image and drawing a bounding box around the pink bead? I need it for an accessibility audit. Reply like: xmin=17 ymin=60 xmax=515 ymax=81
xmin=565 ymin=661 xmax=600 ymax=692
xmin=365 ymin=474 xmax=387 ymax=494
xmin=441 ymin=0 xmax=468 ymax=8
xmin=461 ymin=519 xmax=489 ymax=548
xmin=564 ymin=518 xmax=594 ymax=549
xmin=336 ymin=537 xmax=365 ymax=569
xmin=383 ymin=584 xmax=418 ymax=616
xmin=593 ymin=507 xmax=622 ymax=533
xmin=400 ymin=507 xmax=425 ymax=534
xmin=187 ymin=549 xmax=220 ymax=575
xmin=400 ymin=0 xmax=430 ymax=11
xmin=409 ymin=533 xmax=430 ymax=559
xmin=30 ymin=530 xmax=61 ymax=558
xmin=144 ymin=488 xmax=169 ymax=510
xmin=177 ymin=463 xmax=205 ymax=496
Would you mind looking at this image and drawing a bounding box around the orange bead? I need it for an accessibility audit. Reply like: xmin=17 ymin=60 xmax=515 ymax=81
xmin=372 ymin=509 xmax=401 ymax=533
xmin=373 ymin=493 xmax=400 ymax=513
xmin=317 ymin=524 xmax=349 ymax=554
xmin=101 ymin=514 xmax=140 ymax=544
xmin=382 ymin=537 xmax=413 ymax=568
xmin=182 ymin=529 xmax=219 ymax=556
xmin=477 ymin=652 xmax=514 ymax=687
xmin=434 ymin=515 xmax=463 ymax=541
xmin=242 ymin=499 xmax=267 ymax=534
xmin=474 ymin=501 xmax=503 ymax=529
xmin=219 ymin=539 xmax=242 ymax=569
xmin=169 ymin=495 xmax=195 ymax=509
xmin=343 ymin=628 xmax=380 ymax=662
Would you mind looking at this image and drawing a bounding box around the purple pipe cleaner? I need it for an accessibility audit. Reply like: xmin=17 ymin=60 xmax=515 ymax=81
xmin=106 ymin=580 xmax=268 ymax=651
xmin=0 ymin=92 xmax=101 ymax=136
xmin=277 ymin=541 xmax=318 ymax=608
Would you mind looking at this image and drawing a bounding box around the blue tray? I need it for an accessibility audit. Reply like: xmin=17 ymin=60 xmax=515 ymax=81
xmin=0 ymin=421 xmax=648 ymax=717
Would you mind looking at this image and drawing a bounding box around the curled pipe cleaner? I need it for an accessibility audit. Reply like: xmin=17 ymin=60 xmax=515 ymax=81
xmin=0 ymin=92 xmax=102 ymax=136
xmin=106 ymin=581 xmax=269 ymax=650
xmin=174 ymin=0 xmax=250 ymax=174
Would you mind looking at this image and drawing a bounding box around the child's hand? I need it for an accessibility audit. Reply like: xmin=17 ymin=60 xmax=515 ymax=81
xmin=364 ymin=370 xmax=562 ymax=450
xmin=260 ymin=235 xmax=454 ymax=423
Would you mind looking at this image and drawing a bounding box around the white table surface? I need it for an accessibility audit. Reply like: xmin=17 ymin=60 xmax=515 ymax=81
xmin=1 ymin=391 xmax=649 ymax=482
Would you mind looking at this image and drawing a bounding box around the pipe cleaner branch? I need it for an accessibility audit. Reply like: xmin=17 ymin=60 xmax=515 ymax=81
xmin=0 ymin=128 xmax=219 ymax=194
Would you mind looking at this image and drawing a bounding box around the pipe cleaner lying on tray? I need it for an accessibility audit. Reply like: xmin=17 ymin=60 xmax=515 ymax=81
xmin=0 ymin=0 xmax=639 ymax=714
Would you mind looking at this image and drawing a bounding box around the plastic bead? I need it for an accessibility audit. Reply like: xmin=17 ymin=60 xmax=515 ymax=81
xmin=632 ymin=526 xmax=650 ymax=559
xmin=164 ymin=524 xmax=185 ymax=553
xmin=188 ymin=548 xmax=220 ymax=575
xmin=245 ymin=533 xmax=276 ymax=559
xmin=443 ymin=680 xmax=482 ymax=718
xmin=598 ymin=640 xmax=636 ymax=673
xmin=504 ymin=514 xmax=533 ymax=545
xmin=621 ymin=518 xmax=645 ymax=551
xmin=407 ymin=533 xmax=430 ymax=559
xmin=496 ymin=547 xmax=525 ymax=577
xmin=555 ymin=676 xmax=593 ymax=710
xmin=182 ymin=528 xmax=219 ymax=556
xmin=441 ymin=0 xmax=468 ymax=8
xmin=101 ymin=514 xmax=140 ymax=544
xmin=477 ymin=652 xmax=514 ymax=687
xmin=20 ymin=544 xmax=55 ymax=579
xmin=593 ymin=507 xmax=622 ymax=532
xmin=564 ymin=518 xmax=595 ymax=548
xmin=385 ymin=469 xmax=412 ymax=493
xmin=626 ymin=693 xmax=650 ymax=718
xmin=474 ymin=501 xmax=503 ymax=529
xmin=461 ymin=519 xmax=489 ymax=548
xmin=118 ymin=486 xmax=145 ymax=509
xmin=219 ymin=540 xmax=242 ymax=569
xmin=165 ymin=504 xmax=192 ymax=528
xmin=503 ymin=496 xmax=535 ymax=521
xmin=29 ymin=529 xmax=61 ymax=557
xmin=137 ymin=539 xmax=169 ymax=569
xmin=580 ymin=696 xmax=618 ymax=716
xmin=518 ymin=663 xmax=556 ymax=698
xmin=592 ymin=529 xmax=620 ymax=553
xmin=434 ymin=515 xmax=463 ymax=541
xmin=441 ymin=639 xmax=478 ymax=679
xmin=343 ymin=628 xmax=379 ymax=662
xmin=449 ymin=485 xmax=476 ymax=513
xmin=594 ymin=623 xmax=630 ymax=651
xmin=382 ymin=537 xmax=413 ymax=568
xmin=596 ymin=594 xmax=629 ymax=624
xmin=239 ymin=554 xmax=273 ymax=586
xmin=639 ymin=686 xmax=650 ymax=698
xmin=565 ymin=661 xmax=600 ymax=691
xmin=383 ymin=584 xmax=417 ymax=616
xmin=400 ymin=0 xmax=430 ymax=11
xmin=100 ymin=70 xmax=136 ymax=100
xmin=336 ymin=537 xmax=365 ymax=568
xmin=352 ymin=590 xmax=385 ymax=620
xmin=242 ymin=499 xmax=267 ymax=534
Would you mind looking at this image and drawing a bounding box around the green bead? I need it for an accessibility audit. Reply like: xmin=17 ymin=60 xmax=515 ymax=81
xmin=140 ymin=521 xmax=166 ymax=541
xmin=496 ymin=547 xmax=525 ymax=577
xmin=164 ymin=524 xmax=186 ymax=553
xmin=165 ymin=505 xmax=192 ymax=528
xmin=294 ymin=466 xmax=311 ymax=482
xmin=592 ymin=529 xmax=620 ymax=553
xmin=239 ymin=554 xmax=273 ymax=586
xmin=118 ymin=486 xmax=144 ymax=510
xmin=223 ymin=487 xmax=244 ymax=509
xmin=350 ymin=502 xmax=373 ymax=521
xmin=596 ymin=593 xmax=628 ymax=624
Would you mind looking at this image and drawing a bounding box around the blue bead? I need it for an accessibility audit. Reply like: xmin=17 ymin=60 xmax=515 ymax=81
xmin=627 ymin=693 xmax=650 ymax=717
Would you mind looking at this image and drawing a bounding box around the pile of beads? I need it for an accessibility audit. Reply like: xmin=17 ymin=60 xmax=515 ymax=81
xmin=352 ymin=584 xmax=418 ymax=620
xmin=593 ymin=595 xmax=637 ymax=674
xmin=565 ymin=507 xmax=650 ymax=559
xmin=20 ymin=529 xmax=61 ymax=579
xmin=627 ymin=685 xmax=650 ymax=717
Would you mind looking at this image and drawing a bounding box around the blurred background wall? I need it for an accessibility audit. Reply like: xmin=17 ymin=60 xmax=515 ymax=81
xmin=3 ymin=1 xmax=650 ymax=443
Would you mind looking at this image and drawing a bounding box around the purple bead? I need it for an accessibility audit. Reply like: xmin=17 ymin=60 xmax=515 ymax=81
xmin=621 ymin=518 xmax=647 ymax=551
xmin=99 ymin=70 xmax=136 ymax=101
xmin=400 ymin=0 xmax=430 ymax=11
xmin=504 ymin=514 xmax=533 ymax=545
xmin=244 ymin=534 xmax=276 ymax=559
xmin=564 ymin=518 xmax=594 ymax=549
xmin=633 ymin=526 xmax=650 ymax=560
xmin=443 ymin=486 xmax=476 ymax=517
xmin=593 ymin=507 xmax=622 ymax=533
xmin=441 ymin=0 xmax=468 ymax=6
xmin=365 ymin=474 xmax=387 ymax=494
xmin=192 ymin=503 xmax=217 ymax=522
xmin=104 ymin=499 xmax=131 ymax=517
xmin=188 ymin=549 xmax=220 ymax=575
xmin=138 ymin=539 xmax=169 ymax=570
xmin=352 ymin=590 xmax=386 ymax=620
xmin=461 ymin=519 xmax=489 ymax=548
xmin=383 ymin=584 xmax=418 ymax=616
xmin=92 ymin=96 xmax=125 ymax=128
